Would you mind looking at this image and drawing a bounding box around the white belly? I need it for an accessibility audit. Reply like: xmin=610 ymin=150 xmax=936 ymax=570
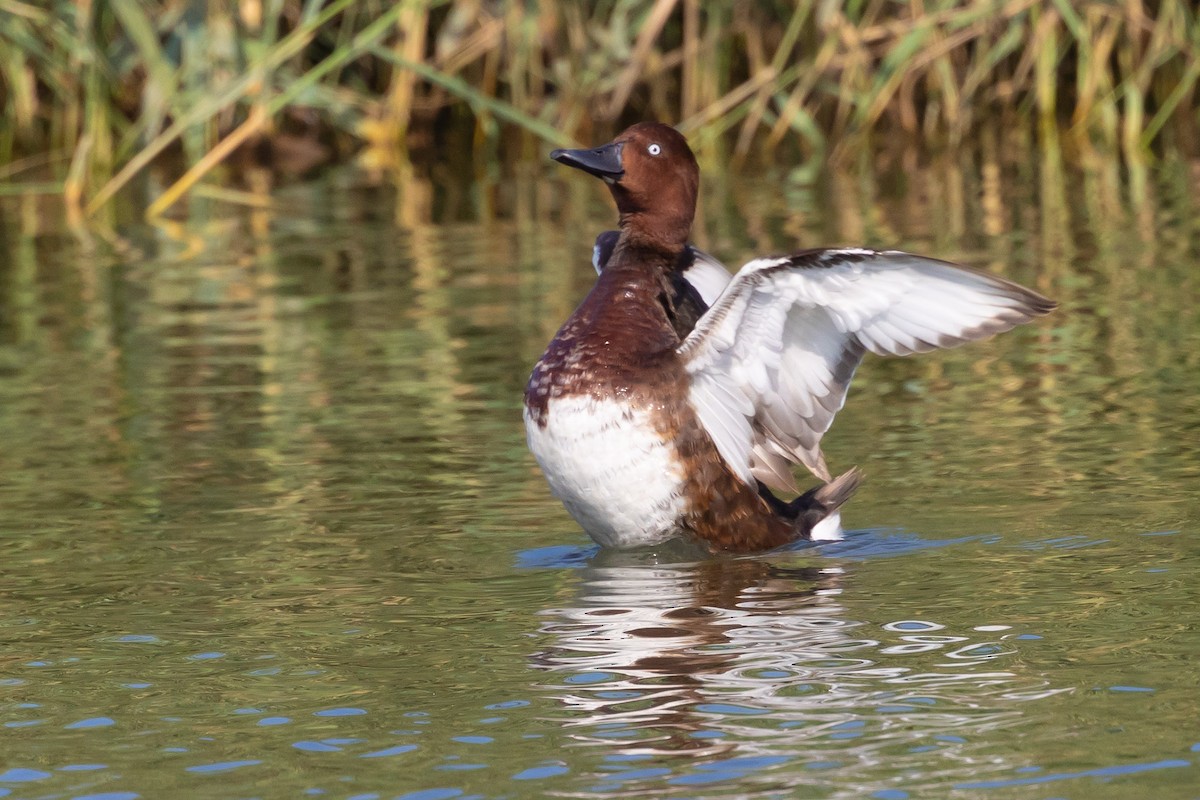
xmin=524 ymin=396 xmax=687 ymax=548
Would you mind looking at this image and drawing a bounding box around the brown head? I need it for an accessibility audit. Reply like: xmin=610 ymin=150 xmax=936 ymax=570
xmin=551 ymin=122 xmax=699 ymax=253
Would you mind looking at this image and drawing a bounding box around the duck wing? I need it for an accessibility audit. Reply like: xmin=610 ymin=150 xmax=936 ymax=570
xmin=677 ymin=246 xmax=732 ymax=307
xmin=678 ymin=249 xmax=1056 ymax=492
xmin=590 ymin=230 xmax=620 ymax=274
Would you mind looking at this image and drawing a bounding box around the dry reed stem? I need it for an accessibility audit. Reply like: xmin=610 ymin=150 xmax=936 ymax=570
xmin=606 ymin=0 xmax=679 ymax=119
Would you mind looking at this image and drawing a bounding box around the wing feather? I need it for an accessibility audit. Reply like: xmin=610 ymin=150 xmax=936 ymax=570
xmin=680 ymin=249 xmax=1055 ymax=487
xmin=689 ymin=374 xmax=756 ymax=485
xmin=683 ymin=248 xmax=734 ymax=306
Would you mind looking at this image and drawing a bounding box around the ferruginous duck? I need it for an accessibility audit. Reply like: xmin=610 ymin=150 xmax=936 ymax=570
xmin=524 ymin=122 xmax=1055 ymax=553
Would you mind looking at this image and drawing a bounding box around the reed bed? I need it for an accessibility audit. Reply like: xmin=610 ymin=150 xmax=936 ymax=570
xmin=1 ymin=0 xmax=1196 ymax=215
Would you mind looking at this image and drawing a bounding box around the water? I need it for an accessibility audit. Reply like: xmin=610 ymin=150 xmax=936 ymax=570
xmin=1 ymin=141 xmax=1198 ymax=799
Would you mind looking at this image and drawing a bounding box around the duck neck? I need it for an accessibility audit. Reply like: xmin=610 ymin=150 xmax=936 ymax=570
xmin=606 ymin=237 xmax=680 ymax=280
xmin=612 ymin=210 xmax=691 ymax=269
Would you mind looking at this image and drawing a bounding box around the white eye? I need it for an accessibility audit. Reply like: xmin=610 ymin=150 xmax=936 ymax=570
xmin=648 ymin=143 xmax=662 ymax=156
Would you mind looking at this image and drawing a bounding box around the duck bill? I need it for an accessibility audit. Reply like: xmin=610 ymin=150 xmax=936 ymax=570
xmin=550 ymin=142 xmax=624 ymax=183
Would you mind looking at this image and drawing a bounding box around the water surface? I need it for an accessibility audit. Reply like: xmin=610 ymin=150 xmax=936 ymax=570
xmin=1 ymin=142 xmax=1198 ymax=799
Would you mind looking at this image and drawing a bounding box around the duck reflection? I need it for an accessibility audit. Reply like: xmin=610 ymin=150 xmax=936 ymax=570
xmin=530 ymin=545 xmax=1063 ymax=778
xmin=532 ymin=549 xmax=853 ymax=756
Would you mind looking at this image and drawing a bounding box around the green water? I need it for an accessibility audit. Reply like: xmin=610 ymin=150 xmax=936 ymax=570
xmin=1 ymin=144 xmax=1199 ymax=799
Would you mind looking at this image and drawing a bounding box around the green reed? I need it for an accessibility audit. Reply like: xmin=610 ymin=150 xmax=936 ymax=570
xmin=1 ymin=0 xmax=1196 ymax=215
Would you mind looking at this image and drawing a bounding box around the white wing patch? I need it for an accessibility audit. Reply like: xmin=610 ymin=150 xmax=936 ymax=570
xmin=680 ymin=250 xmax=1055 ymax=490
xmin=681 ymin=248 xmax=732 ymax=306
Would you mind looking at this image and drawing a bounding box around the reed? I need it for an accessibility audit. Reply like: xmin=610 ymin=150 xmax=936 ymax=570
xmin=0 ymin=0 xmax=1196 ymax=214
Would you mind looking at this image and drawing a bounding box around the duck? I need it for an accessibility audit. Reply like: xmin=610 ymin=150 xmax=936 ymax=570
xmin=524 ymin=122 xmax=1056 ymax=554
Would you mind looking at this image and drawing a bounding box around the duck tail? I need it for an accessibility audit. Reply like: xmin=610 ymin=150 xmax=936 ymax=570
xmin=790 ymin=467 xmax=863 ymax=541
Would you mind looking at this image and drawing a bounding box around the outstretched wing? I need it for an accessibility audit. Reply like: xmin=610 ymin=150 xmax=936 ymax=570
xmin=679 ymin=249 xmax=1056 ymax=491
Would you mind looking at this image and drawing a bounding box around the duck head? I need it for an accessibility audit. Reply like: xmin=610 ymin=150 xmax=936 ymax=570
xmin=552 ymin=122 xmax=699 ymax=252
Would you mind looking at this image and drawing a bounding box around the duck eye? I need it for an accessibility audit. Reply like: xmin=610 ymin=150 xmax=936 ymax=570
xmin=647 ymin=143 xmax=662 ymax=156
